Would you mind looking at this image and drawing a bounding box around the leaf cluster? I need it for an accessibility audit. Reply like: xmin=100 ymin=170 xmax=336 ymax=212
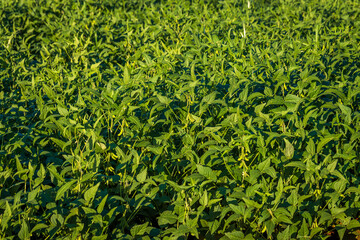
xmin=1 ymin=0 xmax=360 ymax=239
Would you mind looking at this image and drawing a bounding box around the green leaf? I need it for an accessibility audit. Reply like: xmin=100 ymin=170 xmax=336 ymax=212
xmin=264 ymin=167 xmax=277 ymax=178
xmin=306 ymin=138 xmax=316 ymax=156
xmin=92 ymin=235 xmax=108 ymax=240
xmin=97 ymin=194 xmax=108 ymax=214
xmin=56 ymin=180 xmax=76 ymax=201
xmin=346 ymin=219 xmax=360 ymax=229
xmin=239 ymin=86 xmax=249 ymax=102
xmin=196 ymin=164 xmax=217 ymax=181
xmin=47 ymin=165 xmax=65 ymax=183
xmin=310 ymin=227 xmax=323 ymax=238
xmin=42 ymin=84 xmax=55 ymax=98
xmin=57 ymin=106 xmax=69 ymax=117
xmin=297 ymin=219 xmax=309 ymax=240
xmin=172 ymin=224 xmax=192 ymax=237
xmin=285 ymin=94 xmax=303 ymax=103
xmin=202 ymin=91 xmax=217 ymax=105
xmin=90 ymin=61 xmax=102 ymax=70
xmin=136 ymin=168 xmax=147 ymax=183
xmin=16 ymin=157 xmax=24 ymax=172
xmin=344 ymin=187 xmax=360 ymax=195
xmin=31 ymin=223 xmax=48 ymax=233
xmin=130 ymin=222 xmax=149 ymax=237
xmin=4 ymin=201 xmax=12 ymax=218
xmin=338 ymin=103 xmax=352 ymax=124
xmin=318 ymin=211 xmax=332 ymax=225
xmin=229 ymin=204 xmax=245 ymax=215
xmin=336 ymin=226 xmax=346 ymax=240
xmin=18 ymin=220 xmax=30 ymax=240
xmin=287 ymin=190 xmax=298 ymax=205
xmin=27 ymin=187 xmax=40 ymax=203
xmin=157 ymin=95 xmax=172 ymax=105
xmin=208 ymin=198 xmax=223 ymax=207
xmin=242 ymin=198 xmax=262 ymax=209
xmin=317 ymin=135 xmax=336 ymax=153
xmin=285 ymin=161 xmax=306 ymax=170
xmin=199 ymin=190 xmax=208 ymax=207
xmin=225 ymin=231 xmax=245 ymax=239
xmin=265 ymin=219 xmax=276 ymax=237
xmin=284 ymin=139 xmax=294 ymax=159
xmin=276 ymin=177 xmax=284 ymax=193
xmin=123 ymin=66 xmax=130 ymax=84
xmin=84 ymin=182 xmax=100 ymax=203
xmin=243 ymin=234 xmax=255 ymax=240
xmin=50 ymin=137 xmax=66 ymax=150
xmin=277 ymin=226 xmax=291 ymax=240
xmin=158 ymin=211 xmax=178 ymax=226
xmin=2 ymin=201 xmax=12 ymax=229
xmin=327 ymin=160 xmax=337 ymax=173
xmin=333 ymin=179 xmax=347 ymax=193
xmin=257 ymin=158 xmax=270 ymax=172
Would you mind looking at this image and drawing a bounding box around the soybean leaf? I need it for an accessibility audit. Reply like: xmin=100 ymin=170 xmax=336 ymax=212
xmin=55 ymin=180 xmax=76 ymax=201
xmin=84 ymin=182 xmax=100 ymax=203
xmin=196 ymin=164 xmax=217 ymax=181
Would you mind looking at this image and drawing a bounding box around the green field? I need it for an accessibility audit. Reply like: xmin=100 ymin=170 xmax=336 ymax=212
xmin=1 ymin=0 xmax=360 ymax=239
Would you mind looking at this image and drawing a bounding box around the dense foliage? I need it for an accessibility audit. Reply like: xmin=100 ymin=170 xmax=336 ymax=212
xmin=1 ymin=0 xmax=360 ymax=239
